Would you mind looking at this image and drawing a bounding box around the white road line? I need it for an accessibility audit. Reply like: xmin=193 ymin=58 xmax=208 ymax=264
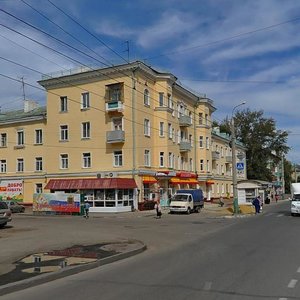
xmin=277 ymin=214 xmax=284 ymax=217
xmin=279 ymin=298 xmax=288 ymax=300
xmin=203 ymin=281 xmax=212 ymax=291
xmin=288 ymin=279 xmax=298 ymax=288
xmin=297 ymin=266 xmax=300 ymax=273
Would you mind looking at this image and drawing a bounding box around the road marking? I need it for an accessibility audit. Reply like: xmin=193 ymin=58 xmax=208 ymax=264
xmin=277 ymin=214 xmax=284 ymax=217
xmin=265 ymin=213 xmax=273 ymax=217
xmin=279 ymin=298 xmax=288 ymax=300
xmin=297 ymin=266 xmax=300 ymax=273
xmin=288 ymin=279 xmax=298 ymax=288
xmin=203 ymin=281 xmax=212 ymax=291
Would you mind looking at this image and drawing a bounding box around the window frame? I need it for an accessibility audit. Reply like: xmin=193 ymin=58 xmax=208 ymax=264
xmin=82 ymin=152 xmax=91 ymax=168
xmin=81 ymin=92 xmax=90 ymax=109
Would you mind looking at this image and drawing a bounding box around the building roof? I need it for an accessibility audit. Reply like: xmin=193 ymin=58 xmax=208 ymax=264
xmin=0 ymin=107 xmax=46 ymax=125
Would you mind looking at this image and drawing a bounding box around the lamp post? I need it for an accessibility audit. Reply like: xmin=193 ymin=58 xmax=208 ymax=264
xmin=231 ymin=101 xmax=246 ymax=214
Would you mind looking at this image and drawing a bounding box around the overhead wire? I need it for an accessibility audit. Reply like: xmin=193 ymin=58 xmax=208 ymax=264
xmin=0 ymin=8 xmax=221 ymax=129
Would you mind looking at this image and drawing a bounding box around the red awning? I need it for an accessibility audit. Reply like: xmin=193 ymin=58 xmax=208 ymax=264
xmin=45 ymin=178 xmax=137 ymax=190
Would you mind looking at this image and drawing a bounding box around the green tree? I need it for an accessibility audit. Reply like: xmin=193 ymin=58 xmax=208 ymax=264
xmin=284 ymin=159 xmax=293 ymax=193
xmin=219 ymin=109 xmax=289 ymax=181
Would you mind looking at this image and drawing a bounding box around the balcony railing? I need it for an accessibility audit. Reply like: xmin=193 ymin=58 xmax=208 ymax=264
xmin=212 ymin=151 xmax=220 ymax=160
xmin=179 ymin=141 xmax=192 ymax=152
xmin=106 ymin=130 xmax=125 ymax=143
xmin=106 ymin=101 xmax=124 ymax=113
xmin=179 ymin=115 xmax=192 ymax=127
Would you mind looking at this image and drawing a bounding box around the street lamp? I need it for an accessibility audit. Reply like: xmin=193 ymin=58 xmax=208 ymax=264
xmin=231 ymin=101 xmax=246 ymax=214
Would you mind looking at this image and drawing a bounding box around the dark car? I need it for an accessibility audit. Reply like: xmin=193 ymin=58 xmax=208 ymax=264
xmin=6 ymin=201 xmax=25 ymax=213
xmin=0 ymin=201 xmax=12 ymax=228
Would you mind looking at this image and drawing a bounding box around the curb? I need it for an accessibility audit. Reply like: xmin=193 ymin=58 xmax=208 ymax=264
xmin=0 ymin=241 xmax=146 ymax=296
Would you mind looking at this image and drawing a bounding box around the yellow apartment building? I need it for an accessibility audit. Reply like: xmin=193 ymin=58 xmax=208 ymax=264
xmin=0 ymin=61 xmax=246 ymax=212
xmin=211 ymin=127 xmax=247 ymax=201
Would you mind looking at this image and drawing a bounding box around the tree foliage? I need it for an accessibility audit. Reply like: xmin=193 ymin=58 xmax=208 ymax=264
xmin=219 ymin=109 xmax=289 ymax=181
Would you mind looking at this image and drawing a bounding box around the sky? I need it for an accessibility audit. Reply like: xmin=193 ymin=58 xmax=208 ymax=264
xmin=1 ymin=0 xmax=300 ymax=163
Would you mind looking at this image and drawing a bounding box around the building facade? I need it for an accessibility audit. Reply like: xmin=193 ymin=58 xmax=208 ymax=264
xmin=0 ymin=61 xmax=246 ymax=211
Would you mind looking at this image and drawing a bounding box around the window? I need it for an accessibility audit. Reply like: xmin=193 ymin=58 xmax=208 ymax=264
xmin=114 ymin=151 xmax=123 ymax=167
xmin=189 ymin=112 xmax=193 ymax=124
xmin=17 ymin=158 xmax=24 ymax=172
xmin=159 ymin=122 xmax=164 ymax=137
xmin=189 ymin=134 xmax=193 ymax=147
xmin=81 ymin=92 xmax=90 ymax=109
xmin=168 ymin=152 xmax=173 ymax=168
xmin=206 ymin=137 xmax=210 ymax=149
xmin=17 ymin=130 xmax=24 ymax=146
xmin=144 ymin=89 xmax=150 ymax=106
xmin=189 ymin=158 xmax=193 ymax=171
xmin=35 ymin=157 xmax=43 ymax=171
xmin=109 ymin=84 xmax=122 ymax=101
xmin=82 ymin=122 xmax=90 ymax=139
xmin=60 ymin=96 xmax=67 ymax=112
xmin=83 ymin=153 xmax=91 ymax=168
xmin=168 ymin=94 xmax=172 ymax=109
xmin=144 ymin=149 xmax=150 ymax=167
xmin=159 ymin=93 xmax=164 ymax=106
xmin=144 ymin=119 xmax=150 ymax=136
xmin=172 ymin=129 xmax=175 ymax=142
xmin=199 ymin=136 xmax=203 ymax=148
xmin=113 ymin=118 xmax=123 ymax=131
xmin=199 ymin=113 xmax=203 ymax=125
xmin=0 ymin=160 xmax=7 ymax=173
xmin=205 ymin=114 xmax=208 ymax=126
xmin=60 ymin=125 xmax=68 ymax=141
xmin=200 ymin=159 xmax=204 ymax=171
xmin=60 ymin=154 xmax=68 ymax=169
xmin=0 ymin=133 xmax=7 ymax=147
xmin=168 ymin=123 xmax=172 ymax=139
xmin=206 ymin=159 xmax=210 ymax=172
xmin=159 ymin=152 xmax=164 ymax=167
xmin=177 ymin=130 xmax=181 ymax=144
xmin=36 ymin=183 xmax=43 ymax=193
xmin=35 ymin=129 xmax=43 ymax=144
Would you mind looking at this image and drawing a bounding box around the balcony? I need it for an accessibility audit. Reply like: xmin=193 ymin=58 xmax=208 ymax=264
xmin=179 ymin=115 xmax=192 ymax=127
xmin=212 ymin=151 xmax=220 ymax=160
xmin=106 ymin=101 xmax=124 ymax=113
xmin=179 ymin=141 xmax=192 ymax=152
xmin=106 ymin=130 xmax=125 ymax=143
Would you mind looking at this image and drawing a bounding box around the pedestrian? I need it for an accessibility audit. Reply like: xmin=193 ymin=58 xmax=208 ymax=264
xmin=154 ymin=201 xmax=162 ymax=219
xmin=83 ymin=202 xmax=90 ymax=218
xmin=275 ymin=194 xmax=279 ymax=203
xmin=252 ymin=196 xmax=261 ymax=214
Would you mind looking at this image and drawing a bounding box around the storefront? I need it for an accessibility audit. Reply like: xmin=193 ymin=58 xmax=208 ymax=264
xmin=140 ymin=171 xmax=200 ymax=207
xmin=44 ymin=178 xmax=137 ymax=213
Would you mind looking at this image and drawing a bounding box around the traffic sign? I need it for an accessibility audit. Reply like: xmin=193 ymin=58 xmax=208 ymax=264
xmin=236 ymin=162 xmax=244 ymax=170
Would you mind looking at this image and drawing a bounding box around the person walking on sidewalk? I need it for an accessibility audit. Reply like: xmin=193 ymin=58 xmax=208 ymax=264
xmin=154 ymin=201 xmax=162 ymax=219
xmin=252 ymin=196 xmax=261 ymax=214
xmin=84 ymin=202 xmax=90 ymax=218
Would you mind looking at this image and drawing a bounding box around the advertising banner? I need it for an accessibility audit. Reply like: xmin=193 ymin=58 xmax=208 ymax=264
xmin=33 ymin=193 xmax=81 ymax=214
xmin=0 ymin=180 xmax=23 ymax=202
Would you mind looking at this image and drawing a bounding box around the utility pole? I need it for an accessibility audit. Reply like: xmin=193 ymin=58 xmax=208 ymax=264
xmin=231 ymin=101 xmax=246 ymax=214
xmin=20 ymin=76 xmax=26 ymax=101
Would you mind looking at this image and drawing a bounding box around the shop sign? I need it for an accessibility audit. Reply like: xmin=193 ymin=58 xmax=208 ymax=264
xmin=0 ymin=180 xmax=23 ymax=201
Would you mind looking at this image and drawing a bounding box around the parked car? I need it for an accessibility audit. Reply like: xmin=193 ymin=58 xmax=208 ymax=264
xmin=0 ymin=201 xmax=12 ymax=228
xmin=6 ymin=201 xmax=25 ymax=213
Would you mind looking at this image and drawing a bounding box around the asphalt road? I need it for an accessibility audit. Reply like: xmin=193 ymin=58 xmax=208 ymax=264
xmin=2 ymin=201 xmax=299 ymax=300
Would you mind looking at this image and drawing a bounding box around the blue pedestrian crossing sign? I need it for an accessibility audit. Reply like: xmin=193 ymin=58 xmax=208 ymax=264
xmin=236 ymin=162 xmax=244 ymax=170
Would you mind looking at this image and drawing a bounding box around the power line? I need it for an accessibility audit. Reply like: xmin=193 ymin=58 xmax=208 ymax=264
xmin=145 ymin=16 xmax=300 ymax=61
xmin=47 ymin=0 xmax=128 ymax=64
xmin=0 ymin=18 xmax=221 ymax=126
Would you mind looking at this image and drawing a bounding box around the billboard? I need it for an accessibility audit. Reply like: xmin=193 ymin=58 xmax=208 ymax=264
xmin=33 ymin=193 xmax=81 ymax=213
xmin=0 ymin=180 xmax=23 ymax=202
